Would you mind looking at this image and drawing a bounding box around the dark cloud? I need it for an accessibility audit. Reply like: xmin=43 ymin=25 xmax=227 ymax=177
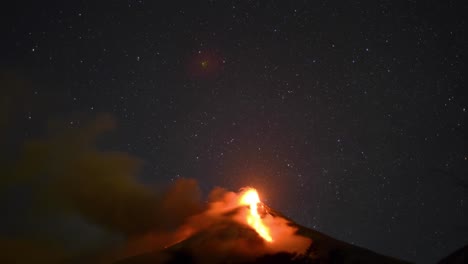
xmin=0 ymin=238 xmax=66 ymax=263
xmin=0 ymin=109 xmax=204 ymax=262
xmin=0 ymin=90 xmax=310 ymax=263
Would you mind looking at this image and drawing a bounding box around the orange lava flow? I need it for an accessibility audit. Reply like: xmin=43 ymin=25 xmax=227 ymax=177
xmin=239 ymin=188 xmax=273 ymax=242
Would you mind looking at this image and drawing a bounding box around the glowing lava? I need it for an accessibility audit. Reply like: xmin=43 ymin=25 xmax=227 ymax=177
xmin=239 ymin=188 xmax=273 ymax=242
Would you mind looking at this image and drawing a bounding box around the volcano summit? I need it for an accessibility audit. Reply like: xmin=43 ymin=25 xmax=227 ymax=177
xmin=114 ymin=188 xmax=411 ymax=264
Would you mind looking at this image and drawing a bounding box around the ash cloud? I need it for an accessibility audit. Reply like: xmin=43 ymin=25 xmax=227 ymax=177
xmin=2 ymin=114 xmax=202 ymax=235
xmin=0 ymin=113 xmax=310 ymax=262
xmin=0 ymin=74 xmax=310 ymax=263
xmin=0 ymin=90 xmax=204 ymax=262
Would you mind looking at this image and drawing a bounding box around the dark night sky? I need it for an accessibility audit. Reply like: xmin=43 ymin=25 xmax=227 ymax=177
xmin=1 ymin=1 xmax=467 ymax=263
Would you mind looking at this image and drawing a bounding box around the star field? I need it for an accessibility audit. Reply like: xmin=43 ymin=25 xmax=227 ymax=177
xmin=1 ymin=1 xmax=467 ymax=263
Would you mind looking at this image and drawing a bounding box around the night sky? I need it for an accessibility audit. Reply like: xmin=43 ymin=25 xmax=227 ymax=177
xmin=1 ymin=1 xmax=467 ymax=263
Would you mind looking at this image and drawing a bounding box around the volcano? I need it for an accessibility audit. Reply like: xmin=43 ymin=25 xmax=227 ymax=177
xmin=113 ymin=188 xmax=411 ymax=264
xmin=115 ymin=210 xmax=410 ymax=264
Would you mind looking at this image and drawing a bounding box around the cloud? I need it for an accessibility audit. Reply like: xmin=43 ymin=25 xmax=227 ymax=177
xmin=0 ymin=238 xmax=66 ymax=263
xmin=0 ymin=74 xmax=310 ymax=262
xmin=13 ymin=114 xmax=201 ymax=235
xmin=0 ymin=112 xmax=204 ymax=262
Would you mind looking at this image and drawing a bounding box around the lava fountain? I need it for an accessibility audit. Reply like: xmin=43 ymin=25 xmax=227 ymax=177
xmin=238 ymin=188 xmax=273 ymax=242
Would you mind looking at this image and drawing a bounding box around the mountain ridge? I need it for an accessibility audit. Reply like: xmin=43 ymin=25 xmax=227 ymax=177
xmin=114 ymin=203 xmax=412 ymax=264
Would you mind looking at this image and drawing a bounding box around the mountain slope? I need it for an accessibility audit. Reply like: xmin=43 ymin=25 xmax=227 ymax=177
xmin=115 ymin=204 xmax=411 ymax=264
xmin=437 ymin=244 xmax=468 ymax=264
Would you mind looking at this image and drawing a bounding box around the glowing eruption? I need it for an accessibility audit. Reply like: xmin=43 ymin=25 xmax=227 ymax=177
xmin=238 ymin=188 xmax=273 ymax=242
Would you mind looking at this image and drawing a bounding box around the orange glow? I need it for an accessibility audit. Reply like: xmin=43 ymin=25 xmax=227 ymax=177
xmin=238 ymin=188 xmax=273 ymax=242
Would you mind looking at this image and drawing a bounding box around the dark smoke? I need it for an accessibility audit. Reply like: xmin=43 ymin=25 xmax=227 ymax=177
xmin=2 ymin=113 xmax=203 ymax=233
xmin=0 ymin=83 xmax=205 ymax=262
xmin=0 ymin=75 xmax=310 ymax=263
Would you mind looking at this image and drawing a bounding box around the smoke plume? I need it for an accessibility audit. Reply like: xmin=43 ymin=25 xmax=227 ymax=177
xmin=0 ymin=111 xmax=205 ymax=262
xmin=0 ymin=75 xmax=310 ymax=263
